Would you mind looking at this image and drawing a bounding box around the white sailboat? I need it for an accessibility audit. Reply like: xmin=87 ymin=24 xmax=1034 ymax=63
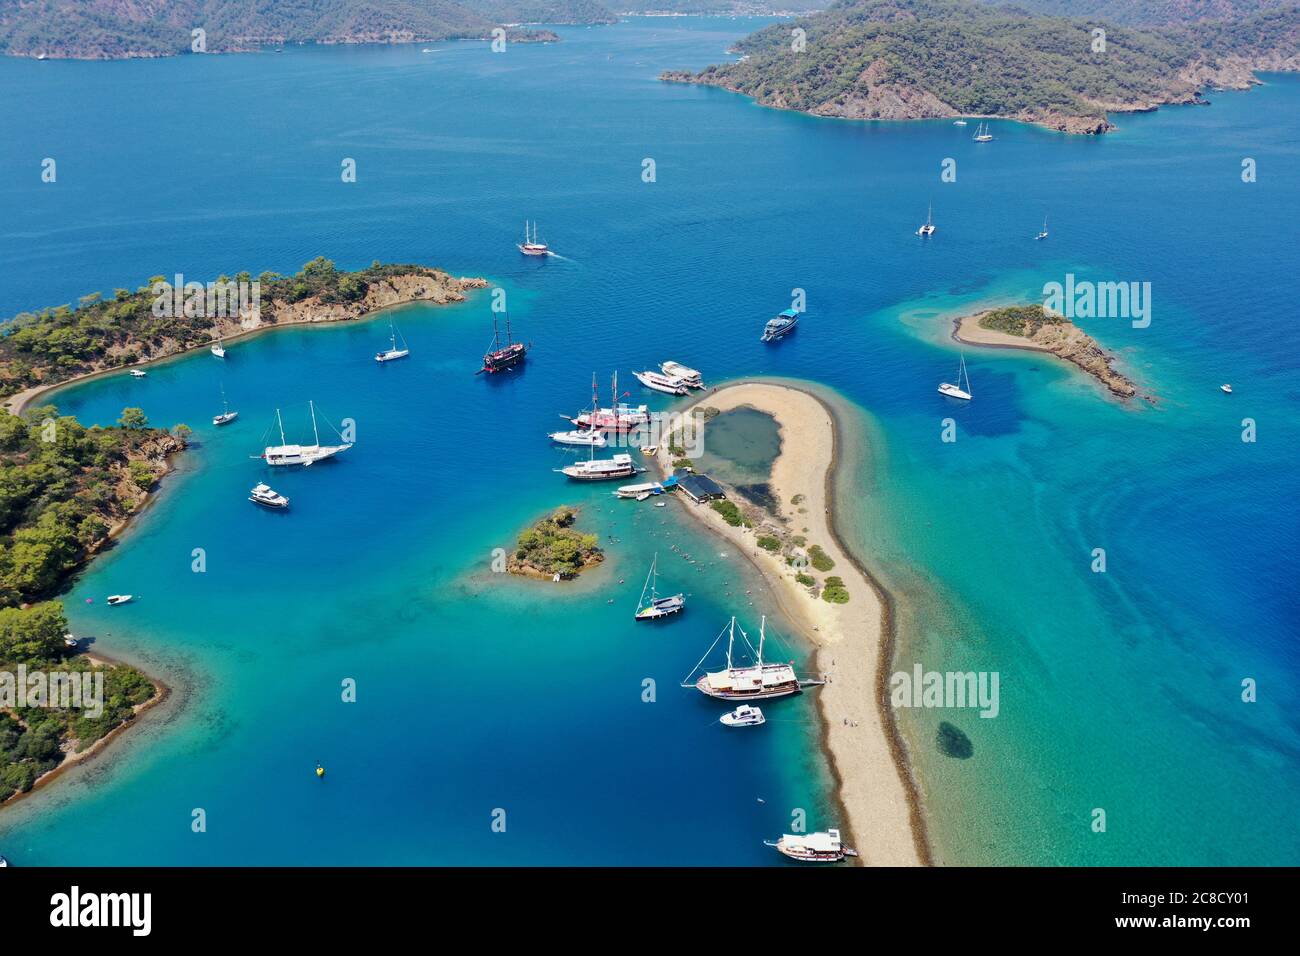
xmin=375 ymin=319 xmax=410 ymax=363
xmin=682 ymin=616 xmax=823 ymax=700
xmin=916 ymin=201 xmax=935 ymax=237
xmin=938 ymin=352 xmax=973 ymax=401
xmin=973 ymin=121 xmax=993 ymax=142
xmin=634 ymin=553 xmax=685 ymax=621
xmin=211 ymin=337 xmax=227 ymax=358
xmin=212 ymin=386 xmax=238 ymax=426
xmin=550 ymin=374 xmax=609 ymax=446
xmin=257 ymin=401 xmax=351 ymax=466
xmin=1035 ymin=215 xmax=1049 ymax=240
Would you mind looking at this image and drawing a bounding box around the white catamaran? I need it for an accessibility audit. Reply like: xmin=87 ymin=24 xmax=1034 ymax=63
xmin=375 ymin=319 xmax=410 ymax=363
xmin=938 ymin=353 xmax=973 ymax=401
xmin=916 ymin=201 xmax=935 ymax=237
xmin=257 ymin=401 xmax=352 ymax=466
xmin=682 ymin=616 xmax=823 ymax=701
xmin=634 ymin=553 xmax=685 ymax=621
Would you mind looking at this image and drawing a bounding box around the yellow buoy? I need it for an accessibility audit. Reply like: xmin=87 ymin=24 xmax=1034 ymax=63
xmin=316 ymin=764 xmax=325 ymax=778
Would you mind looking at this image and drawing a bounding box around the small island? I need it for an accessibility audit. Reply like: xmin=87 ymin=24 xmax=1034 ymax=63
xmin=1 ymin=258 xmax=488 ymax=413
xmin=953 ymin=305 xmax=1142 ymax=401
xmin=508 ymin=507 xmax=604 ymax=580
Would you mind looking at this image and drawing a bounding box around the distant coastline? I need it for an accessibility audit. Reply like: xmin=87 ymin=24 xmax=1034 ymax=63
xmin=655 ymin=380 xmax=931 ymax=866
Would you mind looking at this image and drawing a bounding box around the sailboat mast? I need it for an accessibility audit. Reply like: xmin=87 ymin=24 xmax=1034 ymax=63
xmin=726 ymin=617 xmax=735 ymax=670
xmin=758 ymin=615 xmax=766 ymax=665
xmin=310 ymin=400 xmax=320 ymax=448
xmin=276 ymin=408 xmax=286 ymax=447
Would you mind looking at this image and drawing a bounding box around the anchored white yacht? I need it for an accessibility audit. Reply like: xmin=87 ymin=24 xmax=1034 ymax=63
xmin=258 ymin=401 xmax=351 ymax=467
xmin=720 ymin=704 xmax=765 ymax=727
xmin=375 ymin=319 xmax=410 ymax=363
xmin=249 ymin=483 xmax=289 ymax=509
xmin=938 ymin=353 xmax=973 ymax=401
xmin=211 ymin=337 xmax=226 ymax=358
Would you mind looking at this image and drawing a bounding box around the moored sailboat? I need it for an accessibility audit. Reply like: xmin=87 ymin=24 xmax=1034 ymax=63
xmin=634 ymin=553 xmax=685 ymax=621
xmin=550 ymin=374 xmax=608 ymax=446
xmin=916 ymin=201 xmax=935 ymax=237
xmin=973 ymin=121 xmax=993 ymax=142
xmin=1036 ymin=215 xmax=1049 ymax=240
xmin=211 ymin=337 xmax=226 ymax=358
xmin=682 ymin=616 xmax=823 ymax=700
xmin=375 ymin=319 xmax=410 ymax=363
xmin=479 ymin=312 xmax=529 ymax=374
xmin=570 ymin=372 xmax=649 ymax=432
xmin=938 ymin=352 xmax=973 ymax=401
xmin=256 ymin=401 xmax=351 ymax=466
xmin=212 ymin=386 xmax=238 ymax=426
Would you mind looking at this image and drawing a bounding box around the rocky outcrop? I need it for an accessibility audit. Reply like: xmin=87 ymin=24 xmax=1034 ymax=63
xmin=267 ymin=273 xmax=488 ymax=327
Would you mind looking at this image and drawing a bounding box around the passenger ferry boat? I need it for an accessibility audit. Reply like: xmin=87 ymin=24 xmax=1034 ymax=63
xmin=682 ymin=616 xmax=823 ymax=701
xmin=761 ymin=309 xmax=799 ymax=343
xmin=257 ymin=402 xmax=351 ymax=466
xmin=479 ymin=313 xmax=528 ymax=374
xmin=659 ymin=361 xmax=704 ymax=388
xmin=633 ymin=369 xmax=689 ymax=395
xmin=765 ymin=829 xmax=858 ymax=862
xmin=249 ymin=483 xmax=289 ymax=509
xmin=517 ymin=220 xmax=549 ymax=256
xmin=559 ymin=452 xmax=637 ymax=481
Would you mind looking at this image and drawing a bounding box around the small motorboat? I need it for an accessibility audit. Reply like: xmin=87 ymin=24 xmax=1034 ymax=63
xmin=213 ymin=410 xmax=239 ymax=426
xmin=953 ymin=119 xmax=968 ymax=126
xmin=249 ymin=483 xmax=290 ymax=509
xmin=549 ymin=427 xmax=607 ymax=448
xmin=765 ymin=829 xmax=858 ymax=863
xmin=211 ymin=340 xmax=226 ymax=358
xmin=720 ymin=704 xmax=766 ymax=728
xmin=0 ymin=854 xmax=8 ymax=867
xmin=130 ymin=370 xmax=147 ymax=378
xmin=106 ymin=594 xmax=133 ymax=606
xmin=1220 ymin=384 xmax=1233 ymax=394
xmin=63 ymin=634 xmax=78 ymax=649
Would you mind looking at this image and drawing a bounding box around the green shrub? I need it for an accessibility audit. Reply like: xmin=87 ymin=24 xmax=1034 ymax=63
xmin=808 ymin=544 xmax=834 ymax=572
xmin=757 ymin=535 xmax=780 ymax=552
xmin=821 ymin=575 xmax=849 ymax=604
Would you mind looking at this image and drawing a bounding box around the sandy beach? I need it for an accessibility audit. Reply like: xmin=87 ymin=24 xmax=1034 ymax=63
xmin=952 ymin=310 xmax=1054 ymax=351
xmin=655 ymin=381 xmax=929 ymax=866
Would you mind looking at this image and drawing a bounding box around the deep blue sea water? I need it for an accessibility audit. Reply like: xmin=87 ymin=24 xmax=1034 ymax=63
xmin=0 ymin=18 xmax=1297 ymax=865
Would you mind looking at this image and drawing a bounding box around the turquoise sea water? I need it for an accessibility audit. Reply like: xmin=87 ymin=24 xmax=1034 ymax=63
xmin=0 ymin=18 xmax=1297 ymax=865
